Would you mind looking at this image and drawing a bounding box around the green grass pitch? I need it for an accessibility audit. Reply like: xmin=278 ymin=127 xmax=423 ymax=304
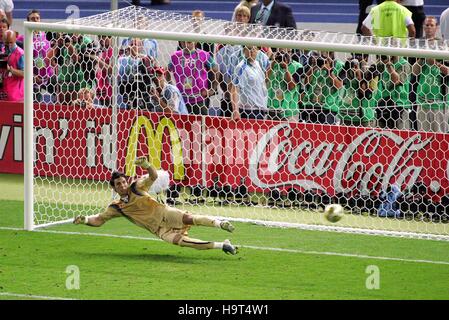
xmin=1 ymin=173 xmax=449 ymax=300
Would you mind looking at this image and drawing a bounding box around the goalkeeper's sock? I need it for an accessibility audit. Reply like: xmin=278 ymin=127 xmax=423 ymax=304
xmin=213 ymin=242 xmax=224 ymax=249
xmin=177 ymin=236 xmax=215 ymax=250
xmin=192 ymin=215 xmax=221 ymax=228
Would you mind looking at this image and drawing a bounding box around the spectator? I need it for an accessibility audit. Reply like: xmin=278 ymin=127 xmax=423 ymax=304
xmin=168 ymin=40 xmax=218 ymax=115
xmin=25 ymin=10 xmax=53 ymax=102
xmin=293 ymin=30 xmax=317 ymax=68
xmin=190 ymin=10 xmax=214 ymax=54
xmin=95 ymin=35 xmax=113 ymax=107
xmin=121 ymin=37 xmax=158 ymax=60
xmin=231 ymin=45 xmax=268 ymax=120
xmin=412 ymin=57 xmax=449 ymax=133
xmin=0 ymin=30 xmax=23 ymax=101
xmin=47 ymin=33 xmax=94 ymax=105
xmin=266 ymin=48 xmax=304 ymax=121
xmin=216 ymin=5 xmax=270 ymax=117
xmin=176 ymin=11 xmax=214 ymax=55
xmin=190 ymin=10 xmax=217 ymax=110
xmin=440 ymin=7 xmax=449 ymax=41
xmin=301 ymin=51 xmax=344 ymax=125
xmin=361 ymin=0 xmax=416 ymax=39
xmin=401 ymin=0 xmax=426 ymax=39
xmin=337 ymin=54 xmax=379 ymax=127
xmin=216 ymin=42 xmax=269 ymax=116
xmin=231 ymin=4 xmax=252 ymax=30
xmin=250 ymin=0 xmax=296 ymax=29
xmin=117 ymin=38 xmax=156 ymax=110
xmin=232 ymin=0 xmax=259 ymax=21
xmin=72 ymin=87 xmax=102 ymax=109
xmin=76 ymin=34 xmax=98 ymax=88
xmin=152 ymin=67 xmax=188 ymax=115
xmin=0 ymin=0 xmax=13 ymax=26
xmin=373 ymin=55 xmax=411 ymax=129
xmin=422 ymin=15 xmax=439 ymax=40
xmin=408 ymin=16 xmax=440 ymax=130
xmin=0 ymin=17 xmax=21 ymax=48
xmin=356 ymin=1 xmax=384 ymax=35
xmin=377 ymin=184 xmax=402 ymax=218
xmin=0 ymin=17 xmax=8 ymax=52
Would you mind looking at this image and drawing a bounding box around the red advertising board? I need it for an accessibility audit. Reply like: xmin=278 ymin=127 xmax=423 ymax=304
xmin=0 ymin=102 xmax=24 ymax=174
xmin=1 ymin=103 xmax=448 ymax=200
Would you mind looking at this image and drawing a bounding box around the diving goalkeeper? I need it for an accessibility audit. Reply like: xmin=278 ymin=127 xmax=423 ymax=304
xmin=73 ymin=156 xmax=238 ymax=255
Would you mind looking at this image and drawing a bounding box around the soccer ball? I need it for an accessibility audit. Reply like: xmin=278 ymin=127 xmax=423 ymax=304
xmin=324 ymin=204 xmax=344 ymax=223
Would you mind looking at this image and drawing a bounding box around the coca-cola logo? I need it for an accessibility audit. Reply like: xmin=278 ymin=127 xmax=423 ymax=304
xmin=249 ymin=123 xmax=432 ymax=195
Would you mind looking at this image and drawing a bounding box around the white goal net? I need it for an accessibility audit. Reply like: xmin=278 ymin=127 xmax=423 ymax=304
xmin=24 ymin=6 xmax=449 ymax=241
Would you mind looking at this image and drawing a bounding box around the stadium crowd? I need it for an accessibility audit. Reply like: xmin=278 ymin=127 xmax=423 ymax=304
xmin=1 ymin=0 xmax=449 ymax=133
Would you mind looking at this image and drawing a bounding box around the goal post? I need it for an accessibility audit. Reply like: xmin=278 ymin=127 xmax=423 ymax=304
xmin=23 ymin=6 xmax=449 ymax=241
xmin=24 ymin=24 xmax=34 ymax=231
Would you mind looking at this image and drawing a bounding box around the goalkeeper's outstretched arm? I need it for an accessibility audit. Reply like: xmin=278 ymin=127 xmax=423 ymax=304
xmin=74 ymin=205 xmax=123 ymax=227
xmin=73 ymin=214 xmax=105 ymax=227
xmin=134 ymin=156 xmax=158 ymax=191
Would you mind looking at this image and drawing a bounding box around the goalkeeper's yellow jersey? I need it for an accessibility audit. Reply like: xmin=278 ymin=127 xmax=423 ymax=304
xmin=99 ymin=181 xmax=166 ymax=234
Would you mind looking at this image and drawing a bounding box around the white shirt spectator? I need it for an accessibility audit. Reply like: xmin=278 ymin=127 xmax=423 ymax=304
xmin=0 ymin=0 xmax=13 ymax=12
xmin=216 ymin=44 xmax=269 ymax=84
xmin=0 ymin=0 xmax=13 ymax=25
xmin=441 ymin=7 xmax=449 ymax=41
xmin=232 ymin=59 xmax=268 ymax=111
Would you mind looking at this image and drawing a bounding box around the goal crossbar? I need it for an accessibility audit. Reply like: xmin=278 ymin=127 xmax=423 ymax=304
xmin=24 ymin=6 xmax=449 ymax=60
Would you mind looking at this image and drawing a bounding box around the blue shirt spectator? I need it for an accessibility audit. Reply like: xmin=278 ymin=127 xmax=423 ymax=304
xmin=231 ymin=46 xmax=268 ymax=120
xmin=121 ymin=37 xmax=158 ymax=59
xmin=162 ymin=84 xmax=188 ymax=115
xmin=378 ymin=184 xmax=402 ymax=218
xmin=216 ymin=44 xmax=269 ymax=84
xmin=153 ymin=67 xmax=188 ymax=115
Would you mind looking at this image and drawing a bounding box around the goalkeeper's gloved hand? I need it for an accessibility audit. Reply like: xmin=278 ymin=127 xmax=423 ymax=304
xmin=135 ymin=156 xmax=151 ymax=169
xmin=73 ymin=215 xmax=87 ymax=225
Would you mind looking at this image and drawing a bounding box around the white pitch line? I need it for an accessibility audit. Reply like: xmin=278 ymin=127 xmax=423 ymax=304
xmin=0 ymin=292 xmax=77 ymax=300
xmin=242 ymin=245 xmax=449 ymax=266
xmin=2 ymin=227 xmax=449 ymax=266
xmin=0 ymin=226 xmax=162 ymax=241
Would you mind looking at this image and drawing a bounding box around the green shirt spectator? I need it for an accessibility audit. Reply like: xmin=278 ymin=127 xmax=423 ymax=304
xmin=302 ymin=56 xmax=344 ymax=124
xmin=58 ymin=35 xmax=93 ymax=92
xmin=374 ymin=56 xmax=411 ymax=108
xmin=374 ymin=56 xmax=411 ymax=129
xmin=415 ymin=61 xmax=449 ymax=110
xmin=338 ymin=76 xmax=377 ymax=126
xmin=412 ymin=58 xmax=449 ymax=133
xmin=267 ymin=53 xmax=303 ymax=120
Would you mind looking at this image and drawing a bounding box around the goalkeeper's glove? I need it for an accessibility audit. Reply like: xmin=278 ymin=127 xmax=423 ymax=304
xmin=135 ymin=156 xmax=151 ymax=169
xmin=73 ymin=215 xmax=88 ymax=225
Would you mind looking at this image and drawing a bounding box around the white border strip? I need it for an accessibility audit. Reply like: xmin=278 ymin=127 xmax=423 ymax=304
xmin=1 ymin=227 xmax=449 ymax=266
xmin=0 ymin=292 xmax=77 ymax=300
